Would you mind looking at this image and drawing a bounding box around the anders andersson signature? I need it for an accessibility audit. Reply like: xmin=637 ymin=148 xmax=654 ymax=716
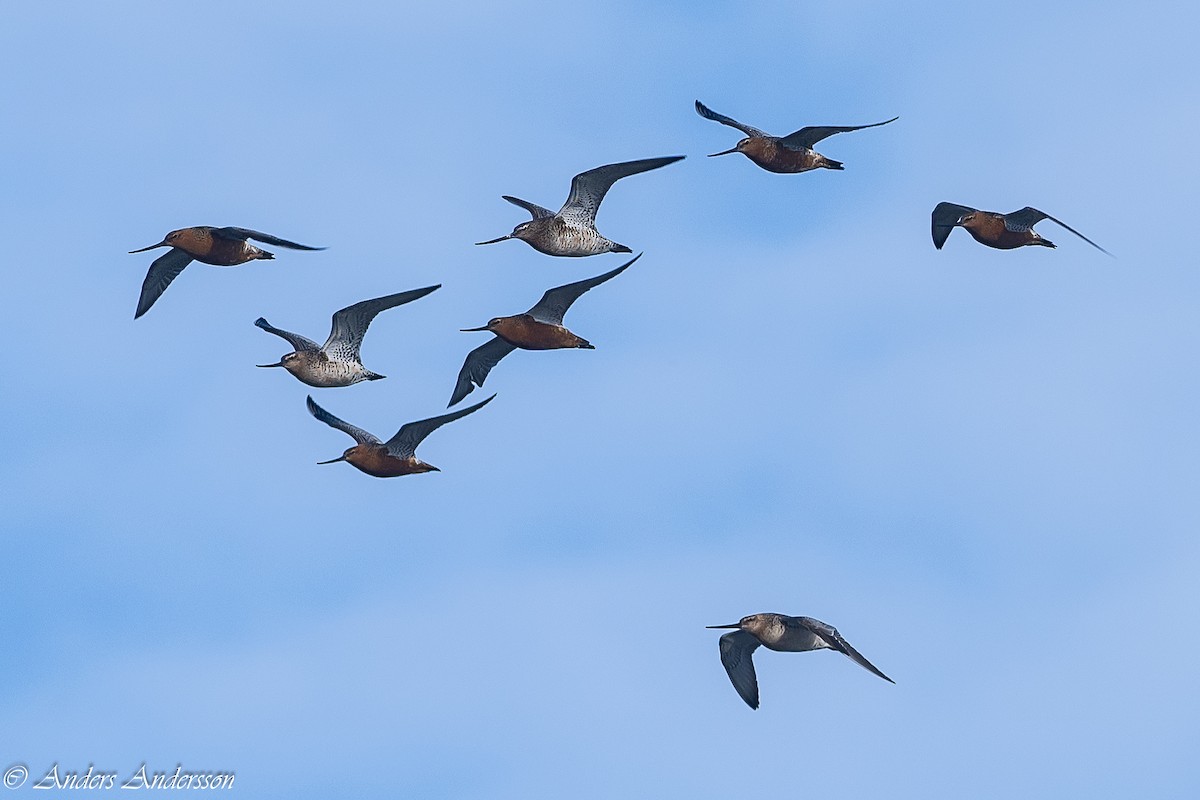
xmin=14 ymin=762 xmax=234 ymax=790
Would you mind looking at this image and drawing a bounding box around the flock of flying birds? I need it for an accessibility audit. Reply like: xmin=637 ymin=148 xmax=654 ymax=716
xmin=128 ymin=100 xmax=1110 ymax=709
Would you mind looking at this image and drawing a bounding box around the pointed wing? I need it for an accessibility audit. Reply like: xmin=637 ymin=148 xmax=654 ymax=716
xmin=694 ymin=100 xmax=769 ymax=138
xmin=449 ymin=337 xmax=517 ymax=407
xmin=779 ymin=117 xmax=898 ymax=150
xmin=718 ymin=630 xmax=762 ymax=710
xmin=1004 ymin=207 xmax=1111 ymax=255
xmin=526 ymin=253 xmax=640 ymax=325
xmin=212 ymin=227 xmax=324 ymax=251
xmin=325 ymin=285 xmax=441 ymax=360
xmin=254 ymin=317 xmax=321 ymax=352
xmin=134 ymin=248 xmax=194 ymax=318
xmin=305 ymin=395 xmax=381 ymax=445
xmin=802 ymin=617 xmax=895 ymax=684
xmin=386 ymin=394 xmax=496 ymax=458
xmin=559 ymin=156 xmax=684 ymax=225
xmin=503 ymin=195 xmax=555 ymax=220
xmin=931 ymin=202 xmax=977 ymax=249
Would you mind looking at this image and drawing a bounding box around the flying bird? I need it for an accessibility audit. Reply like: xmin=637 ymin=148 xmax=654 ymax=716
xmin=475 ymin=157 xmax=683 ymax=256
xmin=255 ymin=285 xmax=440 ymax=387
xmin=306 ymin=394 xmax=495 ymax=478
xmin=695 ymin=100 xmax=896 ymax=173
xmin=130 ymin=226 xmax=324 ymax=318
xmin=708 ymin=613 xmax=893 ymax=710
xmin=449 ymin=254 xmax=640 ymax=407
xmin=931 ymin=202 xmax=1110 ymax=254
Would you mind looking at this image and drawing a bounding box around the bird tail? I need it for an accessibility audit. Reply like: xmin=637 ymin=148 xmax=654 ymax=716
xmin=822 ymin=158 xmax=845 ymax=171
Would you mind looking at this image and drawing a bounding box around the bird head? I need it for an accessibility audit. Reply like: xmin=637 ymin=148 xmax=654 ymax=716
xmin=707 ymin=138 xmax=750 ymax=158
xmin=129 ymin=229 xmax=185 ymax=253
xmin=461 ymin=317 xmax=504 ymax=333
xmin=476 ymin=221 xmax=534 ymax=246
xmin=256 ymin=351 xmax=301 ymax=371
xmin=317 ymin=445 xmax=358 ymax=466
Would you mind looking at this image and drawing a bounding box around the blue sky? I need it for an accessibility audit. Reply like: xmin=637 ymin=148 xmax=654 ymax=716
xmin=2 ymin=1 xmax=1198 ymax=797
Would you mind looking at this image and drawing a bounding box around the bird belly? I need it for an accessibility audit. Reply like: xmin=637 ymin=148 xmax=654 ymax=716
xmin=494 ymin=318 xmax=584 ymax=350
xmin=764 ymin=631 xmax=827 ymax=653
xmin=348 ymin=450 xmax=425 ymax=478
xmin=527 ymin=222 xmax=611 ymax=257
xmin=191 ymin=238 xmax=266 ymax=265
xmin=966 ymin=218 xmax=1029 ymax=249
xmin=754 ymin=150 xmax=819 ymax=173
xmin=292 ymin=365 xmax=365 ymax=388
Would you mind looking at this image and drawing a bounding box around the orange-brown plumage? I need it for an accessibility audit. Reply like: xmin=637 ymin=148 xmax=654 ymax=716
xmin=487 ymin=315 xmax=593 ymax=350
xmin=306 ymin=394 xmax=494 ymax=479
xmin=449 ymin=255 xmax=639 ymax=407
xmin=130 ymin=225 xmax=323 ymax=318
xmin=958 ymin=213 xmax=1044 ymax=249
xmin=341 ymin=446 xmax=439 ymax=478
xmin=734 ymin=138 xmax=833 ymax=174
xmin=695 ymin=100 xmax=895 ymax=175
xmin=931 ymin=203 xmax=1110 ymax=254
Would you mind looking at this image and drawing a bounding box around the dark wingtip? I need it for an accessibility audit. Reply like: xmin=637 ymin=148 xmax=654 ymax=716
xmin=254 ymin=317 xmax=269 ymax=328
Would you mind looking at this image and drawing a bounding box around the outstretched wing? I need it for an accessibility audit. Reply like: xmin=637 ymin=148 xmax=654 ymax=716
xmin=325 ymin=285 xmax=441 ymax=360
xmin=694 ymin=100 xmax=769 ymax=138
xmin=212 ymin=227 xmax=325 ymax=251
xmin=503 ymin=195 xmax=555 ymax=220
xmin=718 ymin=630 xmax=762 ymax=710
xmin=931 ymin=202 xmax=977 ymax=249
xmin=801 ymin=617 xmax=895 ymax=684
xmin=1004 ymin=207 xmax=1111 ymax=255
xmin=305 ymin=395 xmax=381 ymax=445
xmin=779 ymin=117 xmax=898 ymax=150
xmin=134 ymin=248 xmax=194 ymax=319
xmin=526 ymin=253 xmax=641 ymax=325
xmin=449 ymin=338 xmax=517 ymax=407
xmin=386 ymin=394 xmax=496 ymax=458
xmin=254 ymin=317 xmax=321 ymax=352
xmin=559 ymin=156 xmax=684 ymax=225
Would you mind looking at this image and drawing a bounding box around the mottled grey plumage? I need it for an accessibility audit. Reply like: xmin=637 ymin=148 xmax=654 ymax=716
xmin=449 ymin=254 xmax=640 ymax=406
xmin=256 ymin=285 xmax=440 ymax=387
xmin=476 ymin=157 xmax=684 ymax=256
xmin=708 ymin=612 xmax=894 ymax=710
